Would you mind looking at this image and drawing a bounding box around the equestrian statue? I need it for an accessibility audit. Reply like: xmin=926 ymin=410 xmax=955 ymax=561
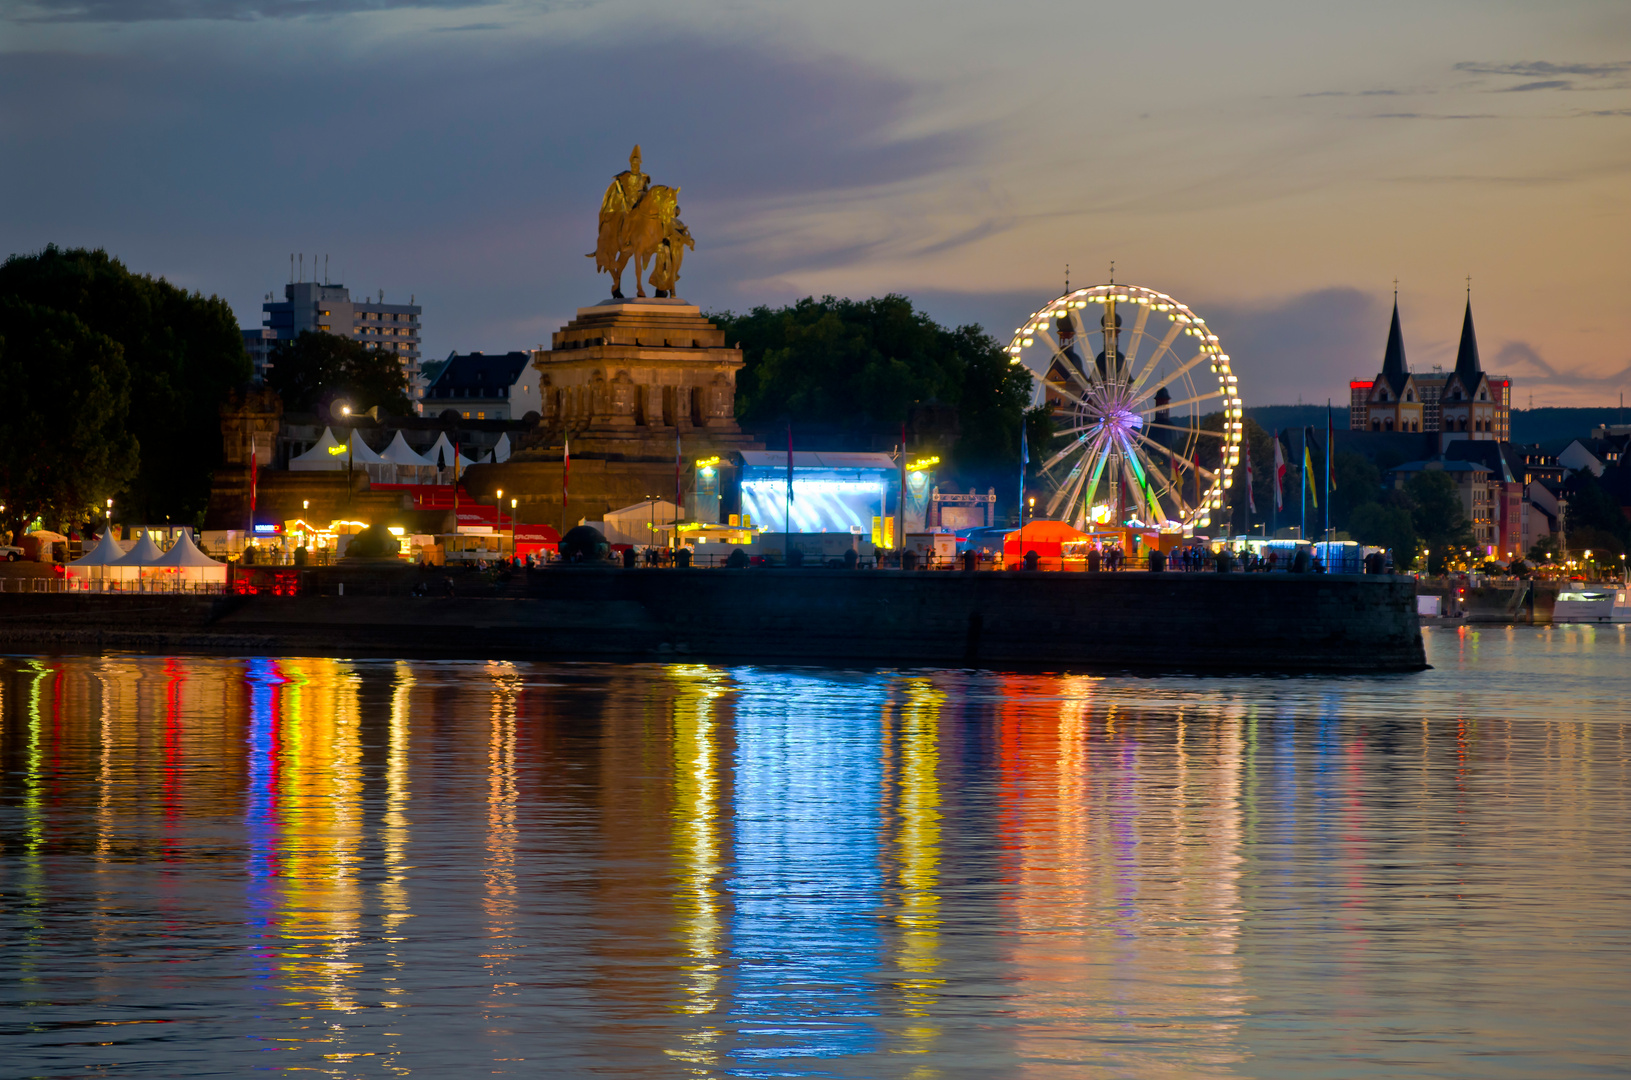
xmin=589 ymin=145 xmax=693 ymax=299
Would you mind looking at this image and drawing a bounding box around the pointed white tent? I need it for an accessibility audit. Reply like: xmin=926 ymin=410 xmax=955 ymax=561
xmin=344 ymin=430 xmax=387 ymax=465
xmin=424 ymin=432 xmax=476 ymax=472
xmin=66 ymin=530 xmax=129 ymax=581
xmin=107 ymin=529 xmax=166 ymax=581
xmin=149 ymin=529 xmax=227 ymax=584
xmin=380 ymin=431 xmax=433 ymax=484
xmin=493 ymin=432 xmax=512 ymax=463
xmin=289 ymin=427 xmax=349 ymax=471
xmin=381 ymin=431 xmax=432 ymax=467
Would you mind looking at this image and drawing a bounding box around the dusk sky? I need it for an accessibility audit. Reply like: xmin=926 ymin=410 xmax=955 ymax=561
xmin=3 ymin=0 xmax=1628 ymax=406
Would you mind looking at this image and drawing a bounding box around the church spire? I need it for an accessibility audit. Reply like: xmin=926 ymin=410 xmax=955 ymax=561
xmin=1380 ymin=297 xmax=1408 ymax=393
xmin=1453 ymin=295 xmax=1481 ymax=384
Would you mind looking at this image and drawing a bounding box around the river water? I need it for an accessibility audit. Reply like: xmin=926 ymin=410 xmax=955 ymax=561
xmin=1 ymin=625 xmax=1627 ymax=1079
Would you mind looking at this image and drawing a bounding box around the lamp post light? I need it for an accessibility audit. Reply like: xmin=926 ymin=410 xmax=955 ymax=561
xmin=510 ymin=498 xmax=517 ymax=564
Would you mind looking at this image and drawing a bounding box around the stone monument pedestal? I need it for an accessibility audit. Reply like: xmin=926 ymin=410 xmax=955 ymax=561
xmin=466 ymin=298 xmax=760 ymax=525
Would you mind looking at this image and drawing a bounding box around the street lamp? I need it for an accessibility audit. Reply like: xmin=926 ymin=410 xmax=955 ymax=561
xmin=510 ymin=498 xmax=517 ymax=563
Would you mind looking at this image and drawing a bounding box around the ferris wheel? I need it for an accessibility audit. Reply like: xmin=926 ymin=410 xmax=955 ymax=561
xmin=1007 ymin=283 xmax=1243 ymax=533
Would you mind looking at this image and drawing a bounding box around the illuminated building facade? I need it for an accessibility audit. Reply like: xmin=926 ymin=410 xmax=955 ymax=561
xmin=1351 ymin=299 xmax=1510 ymax=440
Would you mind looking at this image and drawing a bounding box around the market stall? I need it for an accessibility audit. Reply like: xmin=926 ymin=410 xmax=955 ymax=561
xmin=65 ymin=529 xmax=131 ymax=582
xmin=148 ymin=530 xmax=228 ymax=587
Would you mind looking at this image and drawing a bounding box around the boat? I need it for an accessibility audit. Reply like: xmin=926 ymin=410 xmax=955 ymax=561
xmin=1553 ymin=587 xmax=1631 ymax=623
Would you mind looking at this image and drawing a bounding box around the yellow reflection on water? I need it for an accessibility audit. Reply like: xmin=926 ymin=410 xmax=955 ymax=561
xmin=483 ymin=660 xmax=522 ymax=1009
xmin=892 ymin=677 xmax=946 ymax=1070
xmin=381 ymin=661 xmax=414 ymax=988
xmin=273 ymin=659 xmax=365 ymax=1015
xmin=666 ymin=664 xmax=729 ymax=1074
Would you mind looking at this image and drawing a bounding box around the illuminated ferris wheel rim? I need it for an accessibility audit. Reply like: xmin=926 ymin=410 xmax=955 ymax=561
xmin=1005 ymin=282 xmax=1245 ymax=532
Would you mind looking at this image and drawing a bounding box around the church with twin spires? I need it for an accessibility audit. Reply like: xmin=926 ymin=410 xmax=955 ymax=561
xmin=1350 ymin=294 xmax=1509 ymax=440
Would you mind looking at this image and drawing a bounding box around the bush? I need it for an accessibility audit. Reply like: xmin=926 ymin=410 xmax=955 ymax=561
xmin=343 ymin=524 xmax=401 ymax=559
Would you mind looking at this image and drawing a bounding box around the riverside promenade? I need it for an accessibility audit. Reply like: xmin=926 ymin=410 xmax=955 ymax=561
xmin=0 ymin=567 xmax=1425 ymax=672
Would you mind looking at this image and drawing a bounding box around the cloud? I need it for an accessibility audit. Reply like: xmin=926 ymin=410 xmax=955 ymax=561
xmin=1300 ymin=88 xmax=1407 ymax=98
xmin=1455 ymin=60 xmax=1631 ymax=79
xmin=1 ymin=0 xmax=501 ymax=21
xmin=1500 ymin=80 xmax=1574 ymax=93
xmin=0 ymin=33 xmax=979 ymax=359
xmin=1371 ymin=112 xmax=1499 ymax=120
xmin=1193 ymin=288 xmax=1384 ymax=407
xmin=1492 ymin=341 xmax=1631 ymax=393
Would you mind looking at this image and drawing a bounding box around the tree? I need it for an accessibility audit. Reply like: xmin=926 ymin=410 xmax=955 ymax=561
xmin=0 ymin=298 xmax=138 ymax=542
xmin=0 ymin=246 xmax=250 ymax=525
xmin=1331 ymin=451 xmax=1381 ymax=532
xmin=1348 ymin=502 xmax=1419 ymax=570
xmin=714 ymin=295 xmax=1032 ymax=499
xmin=1404 ymin=470 xmax=1473 ymax=573
xmin=267 ymin=330 xmax=413 ymax=417
xmin=1564 ymin=469 xmax=1630 ymax=553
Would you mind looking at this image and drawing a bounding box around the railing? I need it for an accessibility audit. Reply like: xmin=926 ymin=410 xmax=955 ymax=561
xmin=597 ymin=551 xmax=1375 ymax=573
xmin=0 ymin=577 xmax=228 ymax=595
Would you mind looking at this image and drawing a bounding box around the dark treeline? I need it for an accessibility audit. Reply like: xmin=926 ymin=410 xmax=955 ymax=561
xmin=0 ymin=246 xmax=249 ymax=540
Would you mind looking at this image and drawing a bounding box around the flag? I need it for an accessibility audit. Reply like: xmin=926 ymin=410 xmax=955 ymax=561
xmin=1326 ymin=406 xmax=1336 ymax=491
xmin=1244 ymin=437 xmax=1257 ymax=514
xmin=786 ymin=422 xmax=795 ymax=502
xmin=1272 ymin=429 xmax=1286 ymax=512
xmin=1303 ymin=436 xmax=1318 ymax=509
xmin=562 ymin=437 xmax=570 ymax=509
xmin=1020 ymin=421 xmax=1029 ymax=509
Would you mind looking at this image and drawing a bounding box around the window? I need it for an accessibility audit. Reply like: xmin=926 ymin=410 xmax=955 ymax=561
xmin=1406 ymin=390 xmax=1414 ymax=402
xmin=462 ymin=411 xmax=471 ymax=419
xmin=477 ymin=411 xmax=486 ymax=419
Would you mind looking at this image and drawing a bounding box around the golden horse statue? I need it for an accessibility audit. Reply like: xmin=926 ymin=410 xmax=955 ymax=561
xmin=589 ymin=146 xmax=693 ymax=298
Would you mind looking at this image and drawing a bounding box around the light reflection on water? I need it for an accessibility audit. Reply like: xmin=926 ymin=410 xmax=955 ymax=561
xmin=0 ymin=626 xmax=1628 ymax=1078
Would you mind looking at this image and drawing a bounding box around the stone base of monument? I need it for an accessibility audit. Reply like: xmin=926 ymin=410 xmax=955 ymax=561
xmin=472 ymin=295 xmax=762 ymax=521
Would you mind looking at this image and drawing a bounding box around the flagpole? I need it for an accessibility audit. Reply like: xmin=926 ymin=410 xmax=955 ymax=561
xmin=1324 ymin=401 xmax=1332 ymax=543
xmin=561 ymin=436 xmax=569 ymax=539
xmin=1019 ymin=420 xmax=1028 ymax=529
xmin=1271 ymin=429 xmax=1277 ymax=538
xmin=1300 ymin=427 xmax=1306 ymax=540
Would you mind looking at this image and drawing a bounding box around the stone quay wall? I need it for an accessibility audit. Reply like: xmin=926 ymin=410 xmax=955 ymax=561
xmin=0 ymin=571 xmax=1425 ymax=673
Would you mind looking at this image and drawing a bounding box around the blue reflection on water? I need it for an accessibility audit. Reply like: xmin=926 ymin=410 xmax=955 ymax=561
xmin=729 ymin=672 xmax=886 ymax=1068
xmin=244 ymin=658 xmax=282 ymax=989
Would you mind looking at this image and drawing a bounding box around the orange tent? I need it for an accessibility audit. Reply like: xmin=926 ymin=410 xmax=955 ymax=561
xmin=1003 ymin=519 xmax=1089 ymax=560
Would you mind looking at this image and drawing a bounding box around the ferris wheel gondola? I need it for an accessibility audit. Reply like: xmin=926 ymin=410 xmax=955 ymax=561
xmin=1007 ymin=283 xmax=1244 ymax=533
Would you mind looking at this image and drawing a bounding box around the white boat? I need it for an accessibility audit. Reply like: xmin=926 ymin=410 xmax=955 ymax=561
xmin=1553 ymin=587 xmax=1631 ymax=623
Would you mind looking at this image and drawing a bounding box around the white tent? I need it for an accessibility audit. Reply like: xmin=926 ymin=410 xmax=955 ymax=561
xmin=66 ymin=530 xmax=129 ymax=581
xmin=424 ymin=432 xmax=476 ymax=472
xmin=344 ymin=430 xmax=388 ymax=465
xmin=380 ymin=431 xmax=434 ymax=484
xmin=494 ymin=432 xmax=512 ymax=463
xmin=148 ymin=530 xmax=228 ymax=584
xmin=381 ymin=431 xmax=432 ymax=467
xmin=112 ymin=529 xmax=163 ymax=563
xmin=602 ymin=499 xmax=681 ymax=546
xmin=288 ymin=427 xmax=349 ymax=471
xmin=107 ymin=529 xmax=166 ymax=581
